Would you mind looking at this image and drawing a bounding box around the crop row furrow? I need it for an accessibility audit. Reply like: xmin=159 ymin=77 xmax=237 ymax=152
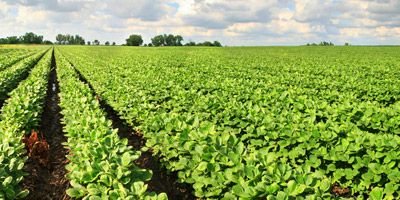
xmin=0 ymin=50 xmax=48 ymax=103
xmin=0 ymin=52 xmax=36 ymax=71
xmin=55 ymin=49 xmax=167 ymax=200
xmin=0 ymin=49 xmax=52 ymax=199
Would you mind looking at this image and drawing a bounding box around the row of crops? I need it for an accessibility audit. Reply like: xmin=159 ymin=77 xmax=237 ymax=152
xmin=1 ymin=47 xmax=168 ymax=199
xmin=0 ymin=45 xmax=399 ymax=199
xmin=56 ymin=50 xmax=167 ymax=199
xmin=0 ymin=48 xmax=39 ymax=71
xmin=58 ymin=46 xmax=400 ymax=199
xmin=0 ymin=48 xmax=51 ymax=199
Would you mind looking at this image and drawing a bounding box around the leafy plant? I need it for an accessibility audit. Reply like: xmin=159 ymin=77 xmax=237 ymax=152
xmin=58 ymin=46 xmax=400 ymax=199
xmin=0 ymin=49 xmax=47 ymax=102
xmin=0 ymin=49 xmax=51 ymax=199
xmin=56 ymin=50 xmax=167 ymax=200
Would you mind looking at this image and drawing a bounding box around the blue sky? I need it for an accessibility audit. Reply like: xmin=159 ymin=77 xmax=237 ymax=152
xmin=0 ymin=0 xmax=399 ymax=46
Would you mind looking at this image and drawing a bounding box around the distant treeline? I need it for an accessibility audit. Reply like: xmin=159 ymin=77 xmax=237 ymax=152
xmin=57 ymin=33 xmax=222 ymax=47
xmin=56 ymin=34 xmax=85 ymax=45
xmin=0 ymin=32 xmax=52 ymax=44
xmin=306 ymin=41 xmax=335 ymax=46
xmin=305 ymin=42 xmax=352 ymax=46
xmin=0 ymin=32 xmax=222 ymax=47
xmin=125 ymin=34 xmax=223 ymax=47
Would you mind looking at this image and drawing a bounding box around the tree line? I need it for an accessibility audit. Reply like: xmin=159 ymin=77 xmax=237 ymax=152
xmin=87 ymin=40 xmax=116 ymax=45
xmin=55 ymin=34 xmax=85 ymax=45
xmin=305 ymin=42 xmax=353 ymax=46
xmin=0 ymin=32 xmax=222 ymax=47
xmin=125 ymin=34 xmax=223 ymax=47
xmin=55 ymin=35 xmax=118 ymax=46
xmin=0 ymin=32 xmax=52 ymax=44
xmin=306 ymin=41 xmax=335 ymax=46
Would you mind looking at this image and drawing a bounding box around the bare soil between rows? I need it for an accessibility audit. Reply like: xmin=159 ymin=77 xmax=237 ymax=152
xmin=21 ymin=50 xmax=70 ymax=200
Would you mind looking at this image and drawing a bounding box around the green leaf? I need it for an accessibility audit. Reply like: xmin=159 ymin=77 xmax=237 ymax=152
xmin=276 ymin=191 xmax=288 ymax=200
xmin=370 ymin=187 xmax=384 ymax=200
xmin=87 ymin=184 xmax=100 ymax=195
xmin=132 ymin=181 xmax=147 ymax=195
xmin=286 ymin=180 xmax=298 ymax=196
xmin=121 ymin=152 xmax=131 ymax=167
xmin=266 ymin=183 xmax=280 ymax=194
xmin=5 ymin=188 xmax=16 ymax=199
xmin=197 ymin=162 xmax=208 ymax=171
xmin=109 ymin=190 xmax=120 ymax=199
xmin=157 ymin=193 xmax=168 ymax=200
xmin=232 ymin=185 xmax=251 ymax=198
xmin=320 ymin=179 xmax=330 ymax=192
xmin=66 ymin=188 xmax=85 ymax=198
xmin=15 ymin=190 xmax=29 ymax=199
xmin=2 ymin=176 xmax=13 ymax=186
xmin=384 ymin=183 xmax=398 ymax=195
xmin=294 ymin=184 xmax=306 ymax=195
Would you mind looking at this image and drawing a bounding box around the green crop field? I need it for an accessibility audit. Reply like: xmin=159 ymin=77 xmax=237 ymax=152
xmin=1 ymin=45 xmax=400 ymax=200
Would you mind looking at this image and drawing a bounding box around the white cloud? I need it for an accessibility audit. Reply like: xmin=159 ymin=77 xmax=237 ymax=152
xmin=105 ymin=0 xmax=173 ymax=21
xmin=177 ymin=0 xmax=290 ymax=29
xmin=0 ymin=0 xmax=399 ymax=45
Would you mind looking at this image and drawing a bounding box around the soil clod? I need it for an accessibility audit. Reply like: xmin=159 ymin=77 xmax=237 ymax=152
xmin=332 ymin=183 xmax=351 ymax=197
xmin=23 ymin=130 xmax=50 ymax=166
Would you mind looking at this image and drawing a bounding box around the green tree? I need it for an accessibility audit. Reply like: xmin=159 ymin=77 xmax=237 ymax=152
xmin=126 ymin=34 xmax=143 ymax=46
xmin=185 ymin=41 xmax=196 ymax=46
xmin=318 ymin=41 xmax=334 ymax=46
xmin=165 ymin=34 xmax=174 ymax=46
xmin=20 ymin=32 xmax=43 ymax=44
xmin=43 ymin=40 xmax=53 ymax=45
xmin=64 ymin=34 xmax=72 ymax=44
xmin=74 ymin=35 xmax=85 ymax=45
xmin=93 ymin=39 xmax=100 ymax=45
xmin=198 ymin=41 xmax=213 ymax=46
xmin=56 ymin=34 xmax=64 ymax=44
xmin=213 ymin=41 xmax=222 ymax=47
xmin=56 ymin=34 xmax=85 ymax=45
xmin=6 ymin=36 xmax=20 ymax=44
xmin=151 ymin=34 xmax=184 ymax=46
xmin=0 ymin=38 xmax=7 ymax=44
xmin=175 ymin=35 xmax=184 ymax=46
xmin=151 ymin=35 xmax=165 ymax=46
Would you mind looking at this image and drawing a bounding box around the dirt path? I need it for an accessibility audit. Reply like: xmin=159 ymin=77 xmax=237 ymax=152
xmin=21 ymin=50 xmax=70 ymax=200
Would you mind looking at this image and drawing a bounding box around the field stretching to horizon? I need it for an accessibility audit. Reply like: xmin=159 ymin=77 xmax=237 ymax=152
xmin=0 ymin=45 xmax=400 ymax=200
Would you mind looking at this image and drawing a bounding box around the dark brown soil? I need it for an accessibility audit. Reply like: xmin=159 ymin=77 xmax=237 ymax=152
xmin=331 ymin=183 xmax=351 ymax=198
xmin=21 ymin=49 xmax=70 ymax=200
xmin=72 ymin=64 xmax=196 ymax=200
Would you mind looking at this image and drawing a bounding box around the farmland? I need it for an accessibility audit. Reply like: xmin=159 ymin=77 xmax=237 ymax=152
xmin=1 ymin=45 xmax=400 ymax=199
